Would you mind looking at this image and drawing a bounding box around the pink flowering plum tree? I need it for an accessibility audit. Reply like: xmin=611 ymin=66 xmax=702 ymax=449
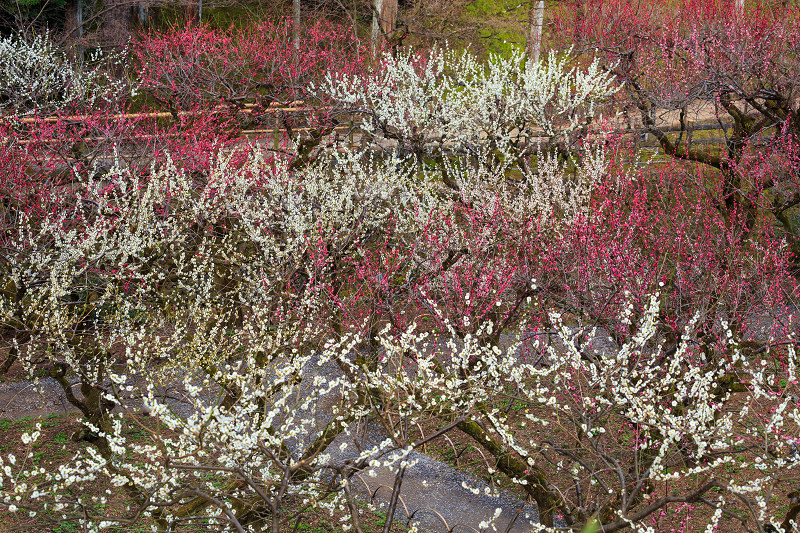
xmin=553 ymin=0 xmax=800 ymax=275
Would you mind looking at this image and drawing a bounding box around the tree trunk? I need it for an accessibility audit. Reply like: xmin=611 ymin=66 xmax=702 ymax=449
xmin=352 ymin=0 xmax=358 ymax=40
xmin=379 ymin=0 xmax=397 ymax=35
xmin=102 ymin=0 xmax=132 ymax=46
xmin=371 ymin=0 xmax=397 ymax=57
xmin=137 ymin=2 xmax=148 ymax=26
xmin=63 ymin=0 xmax=82 ymax=52
xmin=185 ymin=3 xmax=196 ymax=22
xmin=371 ymin=0 xmax=383 ymax=57
xmin=293 ymin=0 xmax=301 ymax=50
xmin=573 ymin=0 xmax=583 ymax=46
xmin=527 ymin=0 xmax=545 ymax=63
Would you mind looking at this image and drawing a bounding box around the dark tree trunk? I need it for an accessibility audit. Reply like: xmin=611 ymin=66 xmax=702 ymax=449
xmin=102 ymin=0 xmax=132 ymax=46
xmin=63 ymin=0 xmax=82 ymax=50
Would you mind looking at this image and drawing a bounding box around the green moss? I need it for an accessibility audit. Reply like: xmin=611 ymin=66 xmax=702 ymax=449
xmin=467 ymin=0 xmax=528 ymax=16
xmin=478 ymin=29 xmax=525 ymax=58
xmin=203 ymin=6 xmax=266 ymax=30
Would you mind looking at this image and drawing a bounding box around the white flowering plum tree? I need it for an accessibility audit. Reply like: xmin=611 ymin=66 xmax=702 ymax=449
xmin=322 ymin=46 xmax=618 ymax=218
xmin=0 ymin=145 xmax=442 ymax=529
xmin=323 ymin=47 xmax=616 ymax=155
xmin=358 ymin=295 xmax=800 ymax=532
xmin=0 ymin=33 xmax=130 ymax=116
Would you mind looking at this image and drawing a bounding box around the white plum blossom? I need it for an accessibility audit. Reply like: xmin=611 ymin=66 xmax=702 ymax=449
xmin=0 ymin=33 xmax=133 ymax=115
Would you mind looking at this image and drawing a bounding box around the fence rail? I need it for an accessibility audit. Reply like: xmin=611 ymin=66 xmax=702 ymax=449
xmin=4 ymin=105 xmax=776 ymax=170
xmin=11 ymin=101 xmax=310 ymax=124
